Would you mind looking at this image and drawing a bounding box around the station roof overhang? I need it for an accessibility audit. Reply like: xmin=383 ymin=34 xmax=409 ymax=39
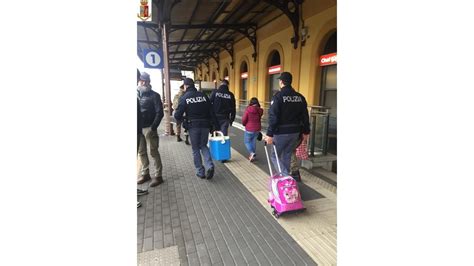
xmin=137 ymin=0 xmax=305 ymax=72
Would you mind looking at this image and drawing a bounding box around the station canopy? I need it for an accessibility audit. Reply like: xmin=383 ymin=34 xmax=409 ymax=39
xmin=137 ymin=0 xmax=304 ymax=72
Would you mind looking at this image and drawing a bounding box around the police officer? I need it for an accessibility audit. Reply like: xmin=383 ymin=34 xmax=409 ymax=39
xmin=264 ymin=72 xmax=310 ymax=176
xmin=174 ymin=78 xmax=219 ymax=179
xmin=209 ymin=80 xmax=236 ymax=136
xmin=137 ymin=72 xmax=164 ymax=187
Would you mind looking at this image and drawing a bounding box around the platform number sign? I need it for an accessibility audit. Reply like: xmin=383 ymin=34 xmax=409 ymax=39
xmin=143 ymin=49 xmax=164 ymax=69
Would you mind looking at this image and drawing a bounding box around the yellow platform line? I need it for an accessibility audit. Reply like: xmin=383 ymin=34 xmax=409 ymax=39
xmin=224 ymin=147 xmax=337 ymax=266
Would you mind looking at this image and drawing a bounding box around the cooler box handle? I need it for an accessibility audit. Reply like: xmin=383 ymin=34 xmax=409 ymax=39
xmin=212 ymin=131 xmax=226 ymax=144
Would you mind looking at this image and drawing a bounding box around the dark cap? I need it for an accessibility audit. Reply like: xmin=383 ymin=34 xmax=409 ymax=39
xmin=277 ymin=72 xmax=292 ymax=83
xmin=221 ymin=79 xmax=229 ymax=85
xmin=183 ymin=78 xmax=194 ymax=86
xmin=140 ymin=72 xmax=151 ymax=82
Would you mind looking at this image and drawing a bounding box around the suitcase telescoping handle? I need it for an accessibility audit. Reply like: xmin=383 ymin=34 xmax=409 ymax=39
xmin=263 ymin=142 xmax=283 ymax=176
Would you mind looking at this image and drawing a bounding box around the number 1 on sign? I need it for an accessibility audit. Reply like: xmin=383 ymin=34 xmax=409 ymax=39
xmin=143 ymin=49 xmax=163 ymax=68
xmin=145 ymin=51 xmax=161 ymax=67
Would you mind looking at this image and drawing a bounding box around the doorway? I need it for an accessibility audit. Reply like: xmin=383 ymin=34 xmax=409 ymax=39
xmin=319 ymin=32 xmax=337 ymax=155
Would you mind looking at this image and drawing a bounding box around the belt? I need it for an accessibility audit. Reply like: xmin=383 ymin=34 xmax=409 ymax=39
xmin=278 ymin=123 xmax=300 ymax=128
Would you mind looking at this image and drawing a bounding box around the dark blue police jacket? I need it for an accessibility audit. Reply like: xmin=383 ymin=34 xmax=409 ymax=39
xmin=267 ymin=85 xmax=310 ymax=137
xmin=174 ymin=86 xmax=219 ymax=129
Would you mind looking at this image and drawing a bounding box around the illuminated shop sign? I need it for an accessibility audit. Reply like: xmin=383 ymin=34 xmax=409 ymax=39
xmin=268 ymin=65 xmax=281 ymax=74
xmin=320 ymin=53 xmax=337 ymax=66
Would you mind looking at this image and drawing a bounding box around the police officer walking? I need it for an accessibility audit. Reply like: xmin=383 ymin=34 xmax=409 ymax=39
xmin=209 ymin=80 xmax=236 ymax=136
xmin=264 ymin=72 xmax=310 ymax=176
xmin=174 ymin=78 xmax=219 ymax=179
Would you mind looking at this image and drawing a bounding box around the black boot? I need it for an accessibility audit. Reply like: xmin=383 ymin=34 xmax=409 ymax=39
xmin=177 ymin=135 xmax=183 ymax=142
xmin=185 ymin=135 xmax=190 ymax=145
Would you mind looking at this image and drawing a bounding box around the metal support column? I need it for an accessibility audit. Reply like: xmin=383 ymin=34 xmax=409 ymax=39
xmin=161 ymin=23 xmax=172 ymax=135
xmin=161 ymin=68 xmax=165 ymax=98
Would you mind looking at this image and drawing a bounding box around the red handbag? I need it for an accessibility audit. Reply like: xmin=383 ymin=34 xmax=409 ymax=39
xmin=295 ymin=140 xmax=309 ymax=160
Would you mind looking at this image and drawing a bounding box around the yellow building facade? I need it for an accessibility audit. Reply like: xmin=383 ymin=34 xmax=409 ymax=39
xmin=194 ymin=0 xmax=337 ymax=108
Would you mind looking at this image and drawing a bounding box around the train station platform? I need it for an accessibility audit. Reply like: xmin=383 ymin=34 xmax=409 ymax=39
xmin=137 ymin=122 xmax=337 ymax=266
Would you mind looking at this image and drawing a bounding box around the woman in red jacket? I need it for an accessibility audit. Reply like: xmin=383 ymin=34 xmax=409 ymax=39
xmin=242 ymin=97 xmax=263 ymax=162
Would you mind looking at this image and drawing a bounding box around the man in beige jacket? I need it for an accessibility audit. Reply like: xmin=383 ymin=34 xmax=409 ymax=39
xmin=172 ymin=84 xmax=189 ymax=143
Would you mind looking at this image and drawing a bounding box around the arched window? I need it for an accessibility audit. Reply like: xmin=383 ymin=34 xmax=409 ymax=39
xmin=240 ymin=61 xmax=248 ymax=100
xmin=267 ymin=50 xmax=281 ymax=101
xmin=324 ymin=32 xmax=337 ymax=54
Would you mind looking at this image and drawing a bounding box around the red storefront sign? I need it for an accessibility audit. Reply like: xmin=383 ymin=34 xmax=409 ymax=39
xmin=241 ymin=72 xmax=248 ymax=79
xmin=320 ymin=53 xmax=337 ymax=66
xmin=268 ymin=65 xmax=281 ymax=74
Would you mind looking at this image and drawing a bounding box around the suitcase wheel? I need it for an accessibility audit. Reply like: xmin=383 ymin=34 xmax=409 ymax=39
xmin=272 ymin=209 xmax=280 ymax=219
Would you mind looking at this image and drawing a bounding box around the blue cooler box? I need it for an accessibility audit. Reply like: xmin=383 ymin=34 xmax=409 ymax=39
xmin=209 ymin=131 xmax=231 ymax=161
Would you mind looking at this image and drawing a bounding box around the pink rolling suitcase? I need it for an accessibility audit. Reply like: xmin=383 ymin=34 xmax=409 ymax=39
xmin=264 ymin=143 xmax=305 ymax=218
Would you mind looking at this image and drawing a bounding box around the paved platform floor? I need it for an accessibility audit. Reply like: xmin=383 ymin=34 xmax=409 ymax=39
xmin=138 ymin=123 xmax=337 ymax=266
xmin=226 ymin=124 xmax=337 ymax=265
xmin=228 ymin=125 xmax=326 ymax=202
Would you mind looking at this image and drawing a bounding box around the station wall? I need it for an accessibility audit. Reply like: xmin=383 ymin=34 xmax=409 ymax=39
xmin=194 ymin=1 xmax=336 ymax=106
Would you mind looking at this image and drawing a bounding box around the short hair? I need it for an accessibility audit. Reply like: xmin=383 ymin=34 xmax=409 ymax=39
xmin=183 ymin=78 xmax=194 ymax=86
xmin=277 ymin=72 xmax=292 ymax=85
